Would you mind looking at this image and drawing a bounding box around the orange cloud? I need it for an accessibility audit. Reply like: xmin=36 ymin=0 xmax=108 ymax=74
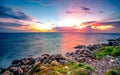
xmin=92 ymin=25 xmax=115 ymax=30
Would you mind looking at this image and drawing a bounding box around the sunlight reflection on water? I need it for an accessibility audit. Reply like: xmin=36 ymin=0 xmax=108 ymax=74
xmin=0 ymin=33 xmax=120 ymax=67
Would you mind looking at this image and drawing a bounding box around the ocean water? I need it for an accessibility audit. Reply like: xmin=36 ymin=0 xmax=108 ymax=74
xmin=0 ymin=33 xmax=120 ymax=67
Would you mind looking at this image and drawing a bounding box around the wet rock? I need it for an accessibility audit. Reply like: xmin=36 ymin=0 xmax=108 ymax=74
xmin=2 ymin=71 xmax=13 ymax=75
xmin=40 ymin=54 xmax=51 ymax=64
xmin=41 ymin=54 xmax=50 ymax=59
xmin=9 ymin=67 xmax=23 ymax=75
xmin=12 ymin=60 xmax=21 ymax=65
xmin=27 ymin=58 xmax=35 ymax=65
xmin=65 ymin=52 xmax=74 ymax=57
xmin=50 ymin=54 xmax=66 ymax=61
xmin=87 ymin=44 xmax=101 ymax=51
xmin=0 ymin=68 xmax=7 ymax=74
xmin=12 ymin=58 xmax=35 ymax=66
xmin=108 ymin=38 xmax=120 ymax=46
xmin=20 ymin=65 xmax=29 ymax=72
xmin=74 ymin=45 xmax=85 ymax=49
xmin=20 ymin=58 xmax=35 ymax=65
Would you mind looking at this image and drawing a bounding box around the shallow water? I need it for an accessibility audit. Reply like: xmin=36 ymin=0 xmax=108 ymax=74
xmin=0 ymin=33 xmax=120 ymax=67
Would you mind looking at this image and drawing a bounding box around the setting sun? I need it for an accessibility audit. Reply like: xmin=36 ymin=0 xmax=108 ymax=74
xmin=58 ymin=18 xmax=83 ymax=27
xmin=32 ymin=23 xmax=52 ymax=31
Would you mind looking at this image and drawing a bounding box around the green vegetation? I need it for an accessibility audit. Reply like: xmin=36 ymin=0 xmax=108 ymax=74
xmin=94 ymin=46 xmax=120 ymax=59
xmin=104 ymin=66 xmax=120 ymax=75
xmin=27 ymin=62 xmax=94 ymax=75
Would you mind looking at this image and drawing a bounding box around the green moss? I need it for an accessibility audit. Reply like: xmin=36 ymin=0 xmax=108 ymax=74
xmin=105 ymin=70 xmax=118 ymax=75
xmin=105 ymin=66 xmax=120 ymax=75
xmin=78 ymin=63 xmax=85 ymax=67
xmin=73 ymin=68 xmax=89 ymax=75
xmin=84 ymin=65 xmax=94 ymax=72
xmin=27 ymin=62 xmax=94 ymax=75
xmin=112 ymin=47 xmax=120 ymax=57
xmin=94 ymin=46 xmax=120 ymax=59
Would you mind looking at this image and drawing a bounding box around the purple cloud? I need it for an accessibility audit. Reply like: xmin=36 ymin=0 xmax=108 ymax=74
xmin=81 ymin=7 xmax=90 ymax=12
xmin=0 ymin=5 xmax=32 ymax=20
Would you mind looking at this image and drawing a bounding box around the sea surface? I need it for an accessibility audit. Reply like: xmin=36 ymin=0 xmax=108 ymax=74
xmin=0 ymin=33 xmax=120 ymax=67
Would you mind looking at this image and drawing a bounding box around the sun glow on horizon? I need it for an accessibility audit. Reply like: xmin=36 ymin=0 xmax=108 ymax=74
xmin=32 ymin=23 xmax=53 ymax=30
xmin=92 ymin=25 xmax=115 ymax=30
xmin=58 ymin=18 xmax=83 ymax=27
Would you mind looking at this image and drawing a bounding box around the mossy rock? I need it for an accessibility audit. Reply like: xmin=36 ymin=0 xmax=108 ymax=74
xmin=72 ymin=68 xmax=89 ymax=75
xmin=105 ymin=67 xmax=120 ymax=75
xmin=27 ymin=62 xmax=94 ymax=75
xmin=94 ymin=46 xmax=120 ymax=59
xmin=104 ymin=70 xmax=119 ymax=75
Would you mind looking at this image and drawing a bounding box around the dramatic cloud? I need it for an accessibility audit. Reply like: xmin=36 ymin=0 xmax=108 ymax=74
xmin=81 ymin=7 xmax=90 ymax=12
xmin=52 ymin=20 xmax=120 ymax=32
xmin=0 ymin=5 xmax=32 ymax=20
xmin=81 ymin=25 xmax=94 ymax=32
xmin=83 ymin=21 xmax=120 ymax=28
xmin=66 ymin=6 xmax=92 ymax=14
xmin=81 ymin=21 xmax=120 ymax=32
xmin=99 ymin=21 xmax=120 ymax=27
xmin=0 ymin=22 xmax=23 ymax=27
xmin=82 ymin=21 xmax=96 ymax=25
xmin=0 ymin=5 xmax=42 ymax=32
xmin=101 ymin=13 xmax=120 ymax=21
xmin=0 ymin=26 xmax=22 ymax=32
xmin=53 ymin=27 xmax=76 ymax=32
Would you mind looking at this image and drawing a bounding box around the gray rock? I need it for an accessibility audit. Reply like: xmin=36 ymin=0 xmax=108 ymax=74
xmin=2 ymin=71 xmax=13 ymax=75
xmin=9 ymin=67 xmax=23 ymax=75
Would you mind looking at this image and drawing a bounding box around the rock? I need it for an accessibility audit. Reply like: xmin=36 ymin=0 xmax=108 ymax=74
xmin=9 ymin=67 xmax=23 ymax=75
xmin=35 ymin=57 xmax=41 ymax=63
xmin=11 ymin=58 xmax=35 ymax=66
xmin=50 ymin=54 xmax=56 ymax=60
xmin=58 ymin=59 xmax=68 ymax=64
xmin=74 ymin=45 xmax=85 ymax=49
xmin=20 ymin=65 xmax=29 ymax=72
xmin=51 ymin=60 xmax=58 ymax=65
xmin=75 ymin=57 xmax=86 ymax=62
xmin=0 ymin=67 xmax=2 ymax=74
xmin=108 ymin=38 xmax=120 ymax=46
xmin=109 ymin=56 xmax=120 ymax=67
xmin=35 ymin=68 xmax=40 ymax=73
xmin=65 ymin=52 xmax=71 ymax=57
xmin=42 ymin=59 xmax=50 ymax=64
xmin=20 ymin=58 xmax=35 ymax=65
xmin=65 ymin=52 xmax=74 ymax=57
xmin=12 ymin=59 xmax=21 ymax=65
xmin=2 ymin=71 xmax=13 ymax=75
xmin=0 ymin=68 xmax=7 ymax=74
xmin=40 ymin=54 xmax=51 ymax=64
xmin=27 ymin=58 xmax=35 ymax=65
xmin=41 ymin=54 xmax=50 ymax=59
xmin=50 ymin=54 xmax=66 ymax=61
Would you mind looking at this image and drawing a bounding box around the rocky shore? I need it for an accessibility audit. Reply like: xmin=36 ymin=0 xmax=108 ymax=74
xmin=0 ymin=38 xmax=120 ymax=75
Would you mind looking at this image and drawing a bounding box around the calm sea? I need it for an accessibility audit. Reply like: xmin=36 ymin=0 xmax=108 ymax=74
xmin=0 ymin=33 xmax=120 ymax=67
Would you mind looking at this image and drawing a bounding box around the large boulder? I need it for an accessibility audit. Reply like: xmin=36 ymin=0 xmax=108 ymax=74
xmin=9 ymin=67 xmax=23 ymax=75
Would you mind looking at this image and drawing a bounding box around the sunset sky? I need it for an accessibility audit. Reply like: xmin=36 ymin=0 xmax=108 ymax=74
xmin=0 ymin=0 xmax=120 ymax=33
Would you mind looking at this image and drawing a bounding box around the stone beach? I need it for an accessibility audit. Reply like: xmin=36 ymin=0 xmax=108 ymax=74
xmin=0 ymin=38 xmax=120 ymax=75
